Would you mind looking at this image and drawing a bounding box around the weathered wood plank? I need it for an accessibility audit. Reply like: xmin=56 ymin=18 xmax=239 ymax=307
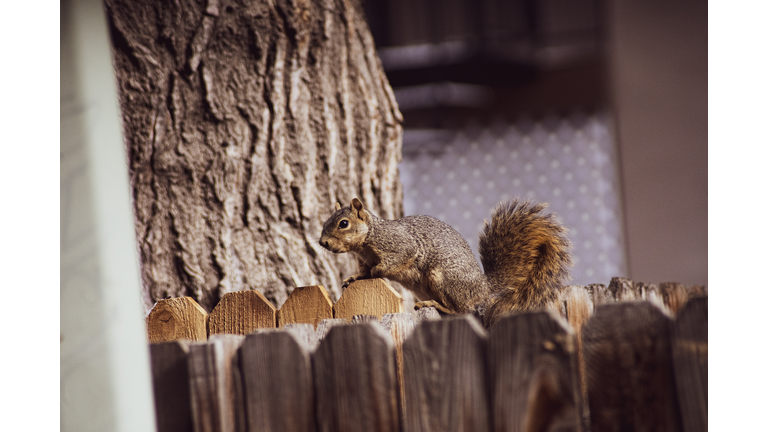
xmin=381 ymin=313 xmax=416 ymax=429
xmin=489 ymin=310 xmax=581 ymax=432
xmin=277 ymin=285 xmax=334 ymax=329
xmin=239 ymin=330 xmax=315 ymax=432
xmin=415 ymin=306 xmax=440 ymax=324
xmin=147 ymin=297 xmax=208 ymax=343
xmin=149 ymin=340 xmax=194 ymax=432
xmin=187 ymin=334 xmax=246 ymax=432
xmin=659 ymin=282 xmax=689 ymax=315
xmin=583 ymin=301 xmax=682 ymax=432
xmin=560 ymin=285 xmax=593 ymax=431
xmin=209 ymin=290 xmax=276 ymax=335
xmin=314 ymin=322 xmax=399 ymax=432
xmin=561 ymin=285 xmax=594 ymax=333
xmin=316 ymin=318 xmax=347 ymax=340
xmin=671 ymin=296 xmax=707 ymax=432
xmin=586 ymin=283 xmax=613 ymax=306
xmin=284 ymin=323 xmax=321 ymax=352
xmin=608 ymin=277 xmax=638 ymax=302
xmin=403 ymin=315 xmax=489 ymax=432
xmin=333 ymin=279 xmax=404 ymax=320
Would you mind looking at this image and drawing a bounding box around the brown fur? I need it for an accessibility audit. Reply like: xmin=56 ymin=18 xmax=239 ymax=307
xmin=481 ymin=200 xmax=572 ymax=327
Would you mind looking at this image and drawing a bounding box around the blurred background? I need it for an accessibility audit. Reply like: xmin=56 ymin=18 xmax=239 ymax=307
xmin=363 ymin=0 xmax=707 ymax=287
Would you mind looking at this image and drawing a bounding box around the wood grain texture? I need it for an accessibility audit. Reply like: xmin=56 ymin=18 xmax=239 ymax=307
xmin=659 ymin=282 xmax=689 ymax=315
xmin=314 ymin=322 xmax=399 ymax=432
xmin=381 ymin=313 xmax=416 ymax=428
xmin=608 ymin=277 xmax=638 ymax=302
xmin=489 ymin=310 xmax=581 ymax=432
xmin=560 ymin=285 xmax=594 ymax=333
xmin=209 ymin=290 xmax=276 ymax=335
xmin=403 ymin=315 xmax=489 ymax=432
xmin=239 ymin=330 xmax=315 ymax=432
xmin=586 ymin=284 xmax=613 ymax=306
xmin=415 ymin=306 xmax=441 ymax=324
xmin=147 ymin=297 xmax=209 ymax=343
xmin=187 ymin=334 xmax=246 ymax=432
xmin=583 ymin=301 xmax=682 ymax=432
xmin=560 ymin=285 xmax=593 ymax=431
xmin=283 ymin=323 xmax=321 ymax=352
xmin=316 ymin=318 xmax=348 ymax=340
xmin=333 ymin=279 xmax=404 ymax=320
xmin=277 ymin=285 xmax=333 ymax=328
xmin=149 ymin=341 xmax=194 ymax=432
xmin=671 ymin=296 xmax=707 ymax=432
xmin=105 ymin=0 xmax=404 ymax=312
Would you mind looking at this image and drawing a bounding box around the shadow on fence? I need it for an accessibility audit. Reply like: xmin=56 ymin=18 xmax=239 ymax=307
xmin=146 ymin=277 xmax=707 ymax=432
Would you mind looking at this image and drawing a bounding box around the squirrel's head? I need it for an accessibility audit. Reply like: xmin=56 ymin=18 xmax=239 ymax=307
xmin=319 ymin=198 xmax=371 ymax=253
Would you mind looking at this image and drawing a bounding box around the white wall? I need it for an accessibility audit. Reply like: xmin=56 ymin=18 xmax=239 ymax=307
xmin=607 ymin=0 xmax=708 ymax=286
xmin=61 ymin=0 xmax=156 ymax=430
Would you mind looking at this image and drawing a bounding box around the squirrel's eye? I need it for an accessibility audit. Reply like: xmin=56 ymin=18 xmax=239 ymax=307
xmin=338 ymin=220 xmax=349 ymax=229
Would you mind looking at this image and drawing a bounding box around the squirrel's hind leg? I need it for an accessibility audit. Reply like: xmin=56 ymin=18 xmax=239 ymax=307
xmin=414 ymin=300 xmax=455 ymax=315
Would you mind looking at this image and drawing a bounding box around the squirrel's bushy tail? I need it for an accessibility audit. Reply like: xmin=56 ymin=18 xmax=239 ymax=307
xmin=479 ymin=199 xmax=572 ymax=327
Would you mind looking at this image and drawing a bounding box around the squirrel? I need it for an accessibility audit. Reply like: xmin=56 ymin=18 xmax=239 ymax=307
xmin=319 ymin=198 xmax=572 ymax=328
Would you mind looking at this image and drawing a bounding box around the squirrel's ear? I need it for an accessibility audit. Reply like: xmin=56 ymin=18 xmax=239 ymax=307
xmin=335 ymin=201 xmax=341 ymax=211
xmin=350 ymin=198 xmax=369 ymax=222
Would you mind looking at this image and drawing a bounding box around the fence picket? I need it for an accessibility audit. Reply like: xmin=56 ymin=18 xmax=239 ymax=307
xmin=149 ymin=340 xmax=194 ymax=432
xmin=187 ymin=334 xmax=246 ymax=432
xmin=489 ymin=310 xmax=582 ymax=432
xmin=147 ymin=297 xmax=208 ymax=342
xmin=239 ymin=330 xmax=315 ymax=432
xmin=333 ymin=279 xmax=404 ymax=320
xmin=583 ymin=302 xmax=682 ymax=431
xmin=277 ymin=285 xmax=333 ymax=329
xmin=403 ymin=315 xmax=489 ymax=432
xmin=671 ymin=296 xmax=707 ymax=432
xmin=381 ymin=313 xmax=417 ymax=429
xmin=209 ymin=291 xmax=276 ymax=335
xmin=314 ymin=322 xmax=399 ymax=432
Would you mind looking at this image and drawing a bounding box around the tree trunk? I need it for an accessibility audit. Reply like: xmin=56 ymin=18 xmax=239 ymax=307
xmin=105 ymin=0 xmax=403 ymax=312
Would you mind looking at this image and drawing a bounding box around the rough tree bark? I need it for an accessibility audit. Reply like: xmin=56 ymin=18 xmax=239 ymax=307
xmin=105 ymin=0 xmax=403 ymax=311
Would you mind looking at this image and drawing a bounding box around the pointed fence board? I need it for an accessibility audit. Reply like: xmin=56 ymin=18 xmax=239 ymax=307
xmin=314 ymin=322 xmax=399 ymax=432
xmin=277 ymin=285 xmax=333 ymax=328
xmin=238 ymin=330 xmax=315 ymax=432
xmin=333 ymin=279 xmax=403 ymax=320
xmin=187 ymin=334 xmax=246 ymax=432
xmin=671 ymin=296 xmax=708 ymax=432
xmin=403 ymin=315 xmax=489 ymax=432
xmin=149 ymin=340 xmax=194 ymax=432
xmin=147 ymin=297 xmax=209 ymax=343
xmin=489 ymin=310 xmax=581 ymax=432
xmin=209 ymin=290 xmax=276 ymax=335
xmin=583 ymin=301 xmax=682 ymax=432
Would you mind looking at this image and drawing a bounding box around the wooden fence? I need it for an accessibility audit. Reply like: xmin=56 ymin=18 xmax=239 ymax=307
xmin=146 ymin=278 xmax=707 ymax=432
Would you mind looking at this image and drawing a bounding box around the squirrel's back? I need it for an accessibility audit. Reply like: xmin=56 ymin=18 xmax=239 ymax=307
xmin=480 ymin=200 xmax=572 ymax=327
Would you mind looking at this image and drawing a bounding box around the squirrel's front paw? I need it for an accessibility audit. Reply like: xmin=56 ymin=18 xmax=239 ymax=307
xmin=414 ymin=300 xmax=439 ymax=310
xmin=341 ymin=276 xmax=357 ymax=289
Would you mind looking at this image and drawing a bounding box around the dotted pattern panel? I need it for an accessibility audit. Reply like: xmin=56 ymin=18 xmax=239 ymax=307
xmin=399 ymin=112 xmax=627 ymax=286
